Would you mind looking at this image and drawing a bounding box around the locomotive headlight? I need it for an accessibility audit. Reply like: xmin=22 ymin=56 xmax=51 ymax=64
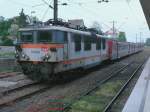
xmin=21 ymin=53 xmax=30 ymax=60
xmin=45 ymin=55 xmax=50 ymax=59
xmin=43 ymin=54 xmax=50 ymax=61
xmin=22 ymin=54 xmax=26 ymax=59
xmin=15 ymin=54 xmax=19 ymax=59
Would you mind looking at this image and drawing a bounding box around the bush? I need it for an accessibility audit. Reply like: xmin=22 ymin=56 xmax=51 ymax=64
xmin=1 ymin=37 xmax=13 ymax=46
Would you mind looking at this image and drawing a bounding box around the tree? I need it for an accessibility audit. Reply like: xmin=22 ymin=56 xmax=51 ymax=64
xmin=18 ymin=9 xmax=28 ymax=27
xmin=0 ymin=19 xmax=12 ymax=36
xmin=8 ymin=24 xmax=19 ymax=37
xmin=1 ymin=38 xmax=13 ymax=46
xmin=117 ymin=32 xmax=127 ymax=42
xmin=0 ymin=9 xmax=29 ymax=46
xmin=91 ymin=21 xmax=103 ymax=35
xmin=1 ymin=35 xmax=13 ymax=46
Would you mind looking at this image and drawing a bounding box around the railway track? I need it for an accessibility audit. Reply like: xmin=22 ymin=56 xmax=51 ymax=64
xmin=102 ymin=62 xmax=145 ymax=112
xmin=0 ymin=50 xmax=148 ymax=112
xmin=0 ymin=72 xmax=50 ymax=107
xmin=0 ymin=61 xmax=130 ymax=111
xmin=0 ymin=82 xmax=49 ymax=107
xmin=63 ymin=62 xmax=133 ymax=111
xmin=64 ymin=58 xmax=147 ymax=112
xmin=0 ymin=72 xmax=22 ymax=79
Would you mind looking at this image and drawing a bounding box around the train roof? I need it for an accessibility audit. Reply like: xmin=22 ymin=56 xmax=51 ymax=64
xmin=19 ymin=25 xmax=108 ymax=39
xmin=19 ymin=25 xmax=141 ymax=45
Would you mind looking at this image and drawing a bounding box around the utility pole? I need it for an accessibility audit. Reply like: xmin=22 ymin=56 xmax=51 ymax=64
xmin=140 ymin=32 xmax=142 ymax=43
xmin=113 ymin=21 xmax=115 ymax=38
xmin=54 ymin=0 xmax=58 ymax=22
xmin=136 ymin=33 xmax=138 ymax=43
xmin=110 ymin=21 xmax=117 ymax=38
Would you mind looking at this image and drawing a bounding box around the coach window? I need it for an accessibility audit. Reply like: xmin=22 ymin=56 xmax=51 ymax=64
xmin=73 ymin=34 xmax=82 ymax=52
xmin=91 ymin=36 xmax=96 ymax=44
xmin=64 ymin=32 xmax=68 ymax=43
xmin=96 ymin=38 xmax=101 ymax=50
xmin=102 ymin=38 xmax=106 ymax=50
xmin=84 ymin=36 xmax=91 ymax=51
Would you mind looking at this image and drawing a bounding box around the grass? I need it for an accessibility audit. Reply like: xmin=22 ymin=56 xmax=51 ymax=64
xmin=0 ymin=52 xmax=18 ymax=72
xmin=0 ymin=52 xmax=15 ymax=58
xmin=68 ymin=81 xmax=122 ymax=112
xmin=0 ymin=65 xmax=21 ymax=72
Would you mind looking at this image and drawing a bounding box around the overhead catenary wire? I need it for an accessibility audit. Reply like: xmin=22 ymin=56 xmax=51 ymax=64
xmin=41 ymin=7 xmax=50 ymax=21
xmin=66 ymin=0 xmax=112 ymax=29
xmin=125 ymin=0 xmax=142 ymax=29
xmin=32 ymin=3 xmax=46 ymax=8
xmin=6 ymin=0 xmax=143 ymax=31
xmin=41 ymin=0 xmax=53 ymax=9
xmin=65 ymin=0 xmax=132 ymax=31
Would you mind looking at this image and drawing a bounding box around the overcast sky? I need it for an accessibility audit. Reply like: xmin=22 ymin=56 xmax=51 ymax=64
xmin=0 ymin=0 xmax=149 ymax=42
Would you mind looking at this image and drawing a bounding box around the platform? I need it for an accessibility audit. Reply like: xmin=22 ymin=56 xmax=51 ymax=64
xmin=122 ymin=57 xmax=150 ymax=112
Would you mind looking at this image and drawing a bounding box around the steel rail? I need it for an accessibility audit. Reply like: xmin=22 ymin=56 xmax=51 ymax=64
xmin=102 ymin=60 xmax=146 ymax=112
xmin=0 ymin=84 xmax=50 ymax=107
xmin=63 ymin=62 xmax=133 ymax=111
xmin=1 ymin=81 xmax=39 ymax=95
xmin=0 ymin=72 xmax=22 ymax=79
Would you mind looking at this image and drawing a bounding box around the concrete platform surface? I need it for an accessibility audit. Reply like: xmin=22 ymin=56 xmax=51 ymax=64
xmin=122 ymin=57 xmax=150 ymax=112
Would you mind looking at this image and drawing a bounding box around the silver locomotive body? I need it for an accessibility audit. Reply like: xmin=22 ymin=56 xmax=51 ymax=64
xmin=15 ymin=26 xmax=69 ymax=80
xmin=15 ymin=26 xmax=109 ymax=81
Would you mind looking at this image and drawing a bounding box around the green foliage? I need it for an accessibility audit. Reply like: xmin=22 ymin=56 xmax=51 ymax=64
xmin=0 ymin=9 xmax=29 ymax=46
xmin=117 ymin=32 xmax=127 ymax=42
xmin=0 ymin=19 xmax=12 ymax=36
xmin=18 ymin=9 xmax=28 ymax=27
xmin=1 ymin=36 xmax=13 ymax=46
xmin=69 ymin=81 xmax=122 ymax=112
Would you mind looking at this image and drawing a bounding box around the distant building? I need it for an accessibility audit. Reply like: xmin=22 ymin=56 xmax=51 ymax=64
xmin=105 ymin=28 xmax=119 ymax=38
xmin=68 ymin=19 xmax=85 ymax=29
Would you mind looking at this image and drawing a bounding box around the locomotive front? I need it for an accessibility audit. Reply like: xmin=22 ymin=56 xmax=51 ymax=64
xmin=15 ymin=27 xmax=67 ymax=81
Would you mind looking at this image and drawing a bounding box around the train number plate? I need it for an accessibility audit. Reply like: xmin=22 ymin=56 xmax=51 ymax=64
xmin=31 ymin=50 xmax=40 ymax=54
xmin=41 ymin=47 xmax=49 ymax=53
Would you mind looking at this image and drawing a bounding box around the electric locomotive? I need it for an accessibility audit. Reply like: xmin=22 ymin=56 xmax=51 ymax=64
xmin=15 ymin=20 xmax=107 ymax=81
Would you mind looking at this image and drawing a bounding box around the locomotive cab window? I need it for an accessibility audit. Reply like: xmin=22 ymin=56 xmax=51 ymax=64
xmin=53 ymin=31 xmax=67 ymax=43
xmin=38 ymin=31 xmax=52 ymax=42
xmin=37 ymin=30 xmax=67 ymax=43
xmin=20 ymin=32 xmax=33 ymax=43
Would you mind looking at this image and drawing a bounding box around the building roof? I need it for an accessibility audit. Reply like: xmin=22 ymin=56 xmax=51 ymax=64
xmin=140 ymin=0 xmax=150 ymax=29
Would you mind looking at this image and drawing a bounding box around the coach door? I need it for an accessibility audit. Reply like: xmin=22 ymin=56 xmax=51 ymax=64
xmin=63 ymin=32 xmax=69 ymax=60
xmin=101 ymin=38 xmax=107 ymax=60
